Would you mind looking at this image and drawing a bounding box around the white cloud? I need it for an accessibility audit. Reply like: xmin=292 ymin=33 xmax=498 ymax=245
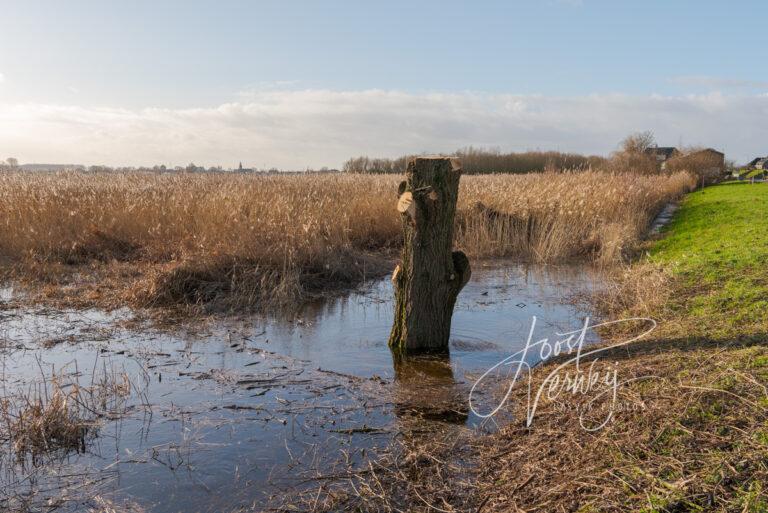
xmin=670 ymin=75 xmax=768 ymax=89
xmin=0 ymin=89 xmax=765 ymax=168
xmin=0 ymin=73 xmax=5 ymax=84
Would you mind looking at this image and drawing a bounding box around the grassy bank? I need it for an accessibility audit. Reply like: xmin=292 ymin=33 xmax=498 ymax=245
xmin=0 ymin=170 xmax=693 ymax=313
xmin=476 ymin=182 xmax=768 ymax=512
xmin=649 ymin=182 xmax=768 ymax=339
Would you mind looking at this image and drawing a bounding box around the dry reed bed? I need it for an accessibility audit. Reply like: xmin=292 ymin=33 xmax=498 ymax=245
xmin=0 ymin=170 xmax=695 ymax=311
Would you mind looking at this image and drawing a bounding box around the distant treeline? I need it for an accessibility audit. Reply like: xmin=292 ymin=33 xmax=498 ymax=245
xmin=342 ymin=147 xmax=607 ymax=174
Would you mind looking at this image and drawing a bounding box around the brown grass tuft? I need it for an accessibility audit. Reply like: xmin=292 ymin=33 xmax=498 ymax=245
xmin=593 ymin=262 xmax=672 ymax=317
xmin=1 ymin=369 xmax=131 ymax=460
xmin=3 ymin=379 xmax=92 ymax=457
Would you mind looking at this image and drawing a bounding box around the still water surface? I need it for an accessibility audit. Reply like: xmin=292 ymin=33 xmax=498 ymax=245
xmin=0 ymin=262 xmax=601 ymax=512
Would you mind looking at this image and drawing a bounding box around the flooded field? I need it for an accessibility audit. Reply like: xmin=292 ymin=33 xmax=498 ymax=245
xmin=0 ymin=262 xmax=602 ymax=512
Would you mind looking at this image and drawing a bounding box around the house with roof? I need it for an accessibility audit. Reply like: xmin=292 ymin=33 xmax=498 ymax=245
xmin=747 ymin=157 xmax=768 ymax=170
xmin=738 ymin=156 xmax=768 ymax=180
xmin=645 ymin=146 xmax=680 ymax=170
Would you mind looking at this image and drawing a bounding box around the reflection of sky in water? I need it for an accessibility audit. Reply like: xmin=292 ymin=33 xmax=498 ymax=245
xmin=0 ymin=262 xmax=602 ymax=513
xmin=254 ymin=262 xmax=601 ymax=377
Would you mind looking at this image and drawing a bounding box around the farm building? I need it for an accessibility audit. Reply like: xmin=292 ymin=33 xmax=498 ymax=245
xmin=690 ymin=148 xmax=726 ymax=174
xmin=662 ymin=148 xmax=727 ymax=184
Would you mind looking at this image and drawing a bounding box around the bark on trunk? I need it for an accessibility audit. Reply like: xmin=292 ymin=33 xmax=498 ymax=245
xmin=388 ymin=157 xmax=471 ymax=353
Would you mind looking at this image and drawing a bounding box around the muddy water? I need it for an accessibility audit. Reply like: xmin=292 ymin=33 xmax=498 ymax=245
xmin=0 ymin=262 xmax=602 ymax=512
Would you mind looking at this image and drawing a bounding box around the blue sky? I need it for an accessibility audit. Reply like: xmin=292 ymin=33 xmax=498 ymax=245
xmin=1 ymin=0 xmax=767 ymax=167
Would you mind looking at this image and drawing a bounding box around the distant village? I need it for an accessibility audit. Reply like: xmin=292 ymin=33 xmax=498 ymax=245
xmin=0 ymin=160 xmax=342 ymax=174
xmin=739 ymin=156 xmax=768 ymax=180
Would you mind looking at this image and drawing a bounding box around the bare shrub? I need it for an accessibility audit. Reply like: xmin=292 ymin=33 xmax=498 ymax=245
xmin=620 ymin=130 xmax=657 ymax=154
xmin=603 ymin=131 xmax=661 ymax=175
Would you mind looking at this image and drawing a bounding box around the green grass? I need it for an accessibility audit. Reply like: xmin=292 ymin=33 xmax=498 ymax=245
xmin=649 ymin=182 xmax=768 ymax=338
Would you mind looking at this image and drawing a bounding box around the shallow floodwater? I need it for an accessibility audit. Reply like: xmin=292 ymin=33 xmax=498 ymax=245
xmin=0 ymin=262 xmax=602 ymax=512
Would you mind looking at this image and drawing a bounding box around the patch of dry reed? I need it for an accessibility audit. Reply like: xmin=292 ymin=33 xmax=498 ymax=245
xmin=456 ymin=170 xmax=695 ymax=265
xmin=1 ymin=378 xmax=92 ymax=458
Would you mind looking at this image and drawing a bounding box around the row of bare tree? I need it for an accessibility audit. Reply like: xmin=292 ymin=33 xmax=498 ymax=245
xmin=343 ymin=133 xmax=729 ymax=184
xmin=343 ymin=148 xmax=605 ymax=175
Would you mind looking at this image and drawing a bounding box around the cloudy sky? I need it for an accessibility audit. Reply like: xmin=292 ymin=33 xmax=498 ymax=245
xmin=1 ymin=0 xmax=767 ymax=168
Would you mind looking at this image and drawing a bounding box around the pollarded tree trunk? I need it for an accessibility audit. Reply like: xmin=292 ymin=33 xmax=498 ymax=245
xmin=388 ymin=157 xmax=471 ymax=353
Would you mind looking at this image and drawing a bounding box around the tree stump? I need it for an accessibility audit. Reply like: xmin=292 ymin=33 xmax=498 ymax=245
xmin=388 ymin=157 xmax=471 ymax=353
